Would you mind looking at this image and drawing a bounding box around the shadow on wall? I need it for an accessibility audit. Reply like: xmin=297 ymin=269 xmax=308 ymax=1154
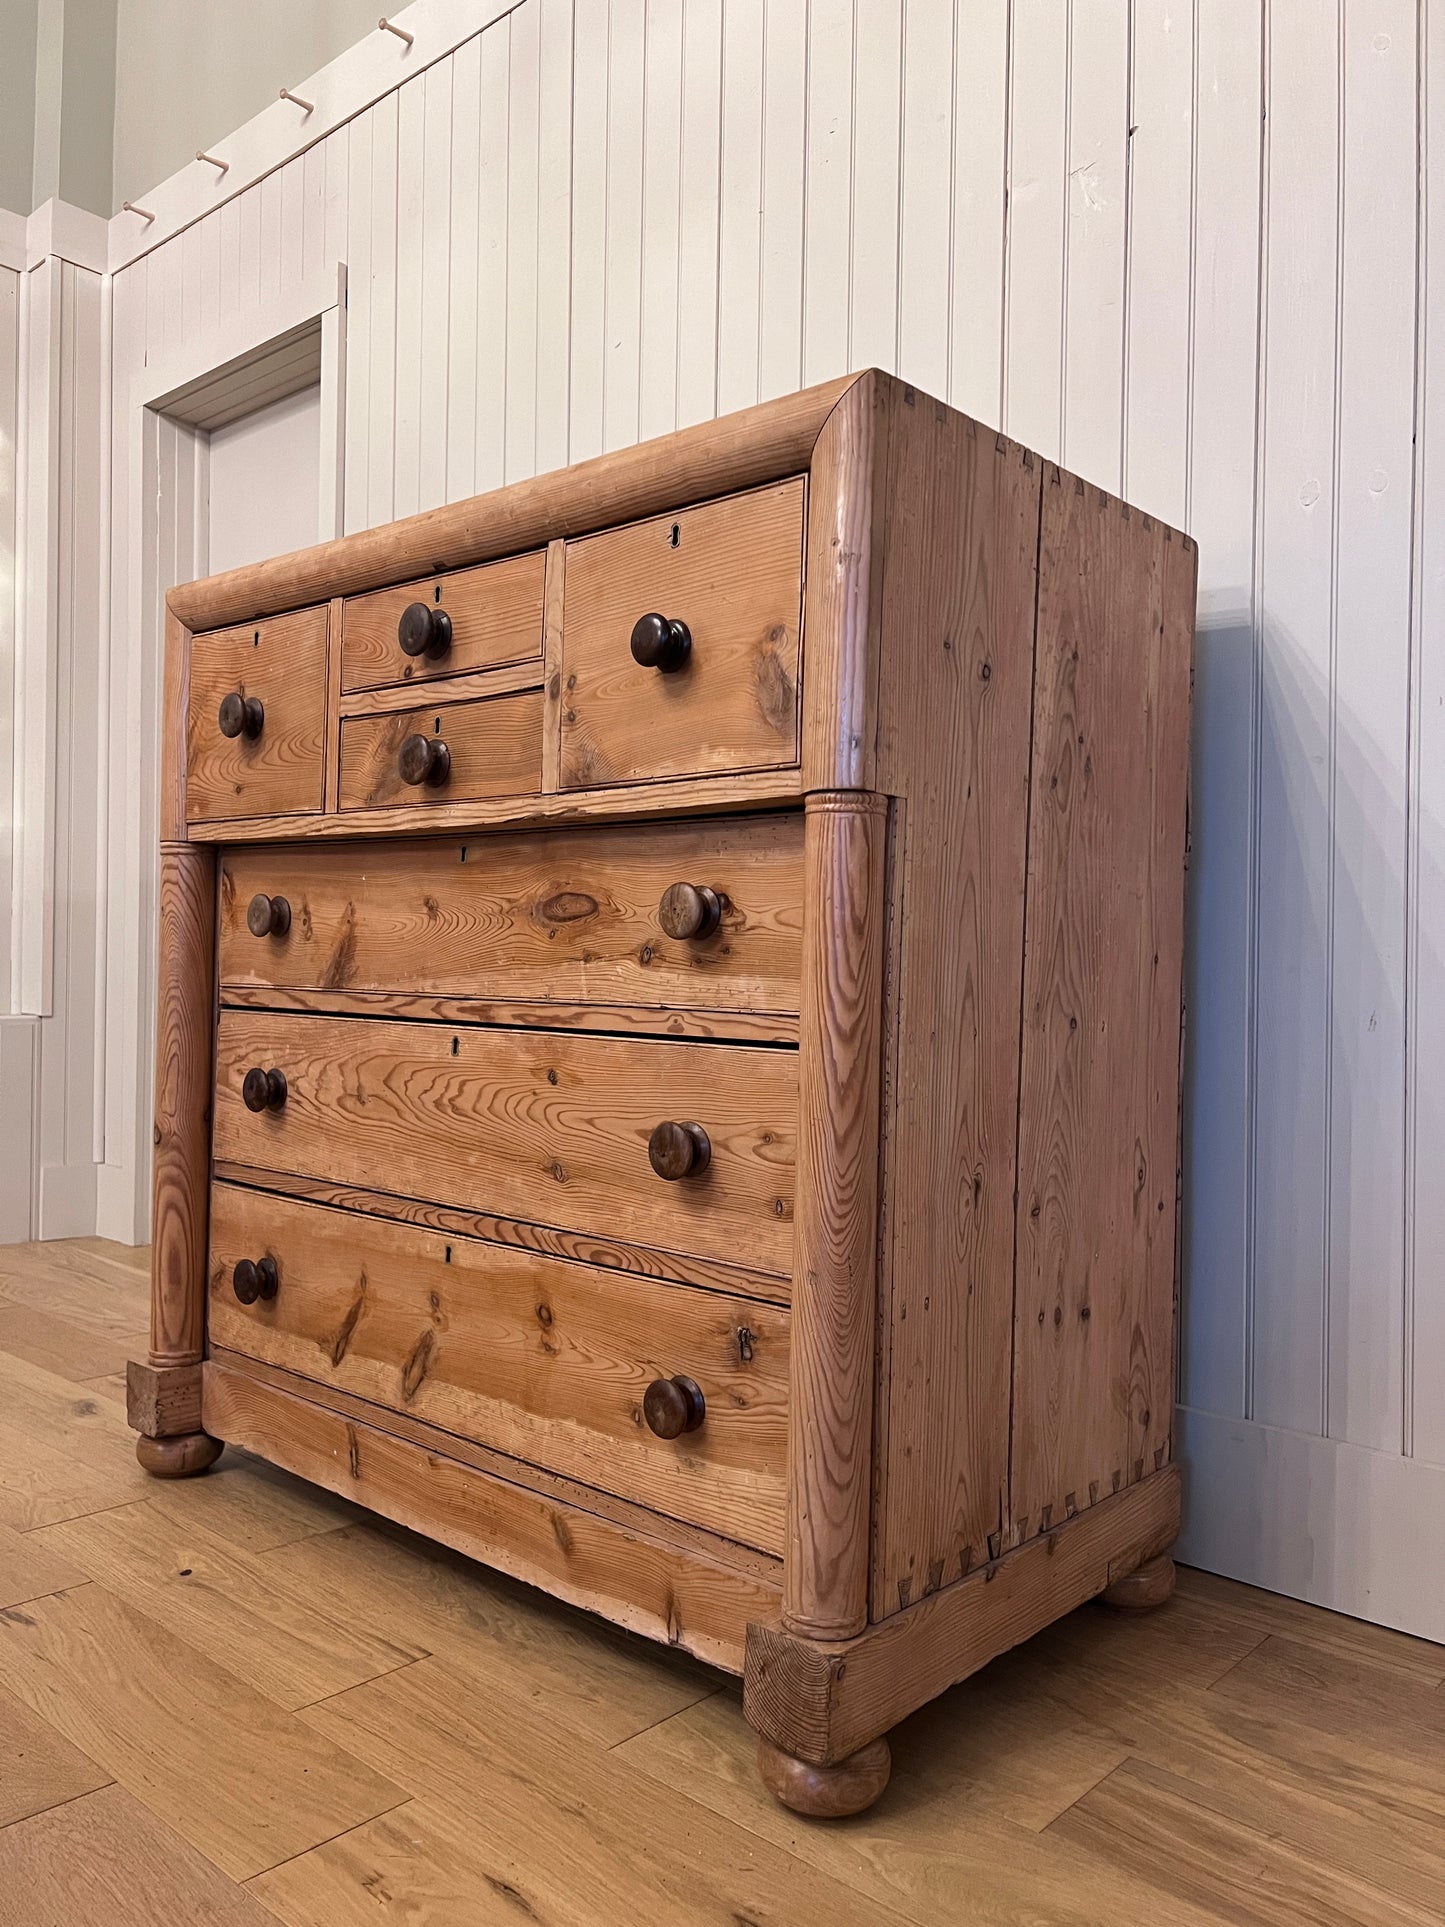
xmin=1181 ymin=603 xmax=1427 ymax=1453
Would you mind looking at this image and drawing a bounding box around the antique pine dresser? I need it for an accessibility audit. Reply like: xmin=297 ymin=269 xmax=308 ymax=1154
xmin=129 ymin=370 xmax=1195 ymax=1819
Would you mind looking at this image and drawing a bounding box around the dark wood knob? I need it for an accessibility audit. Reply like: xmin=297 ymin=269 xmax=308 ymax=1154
xmin=241 ymin=1066 xmax=288 ymax=1113
xmin=630 ymin=612 xmax=691 ymax=673
xmin=643 ymin=1374 xmax=705 ymax=1439
xmin=398 ymin=733 xmax=451 ymax=787
xmin=647 ymin=1120 xmax=710 ymax=1181
xmin=398 ymin=602 xmax=452 ymax=660
xmin=246 ymin=892 xmax=291 ymax=939
xmin=217 ymin=692 xmax=264 ymax=739
xmin=658 ymin=882 xmax=722 ymax=941
xmin=232 ymin=1256 xmax=279 ymax=1305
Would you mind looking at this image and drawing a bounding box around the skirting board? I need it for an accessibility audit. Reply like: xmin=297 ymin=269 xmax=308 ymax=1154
xmin=1176 ymin=1405 xmax=1445 ymax=1644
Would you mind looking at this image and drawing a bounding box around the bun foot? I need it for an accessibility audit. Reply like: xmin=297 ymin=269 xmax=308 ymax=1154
xmin=136 ymin=1432 xmax=223 ymax=1479
xmin=1101 ymin=1552 xmax=1176 ymax=1613
xmin=756 ymin=1734 xmax=891 ymax=1819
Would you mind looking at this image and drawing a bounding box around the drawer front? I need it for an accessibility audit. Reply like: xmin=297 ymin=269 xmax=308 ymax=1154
xmin=338 ymin=688 xmax=542 ymax=811
xmin=560 ymin=479 xmax=804 ymax=789
xmin=213 ymin=1010 xmax=797 ymax=1275
xmin=186 ymin=607 xmax=328 ymax=822
xmin=341 ymin=551 xmax=546 ymax=694
xmin=218 ymin=814 xmax=804 ymax=1029
xmin=208 ymin=1184 xmax=788 ymax=1552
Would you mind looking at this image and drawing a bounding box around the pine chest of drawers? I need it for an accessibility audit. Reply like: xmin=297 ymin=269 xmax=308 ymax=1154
xmin=130 ymin=371 xmax=1195 ymax=1818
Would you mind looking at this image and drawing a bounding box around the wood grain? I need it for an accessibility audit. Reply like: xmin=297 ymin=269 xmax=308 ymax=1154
xmin=340 ymin=546 xmax=545 ymax=692
xmin=125 ymin=1359 xmax=201 ymax=1438
xmin=207 ymin=1182 xmax=790 ymax=1552
xmin=747 ymin=1463 xmax=1180 ymax=1765
xmin=870 ymin=395 xmax=1042 ymax=1615
xmin=185 ymin=607 xmax=327 ymax=822
xmin=1010 ymin=472 xmax=1194 ymax=1541
xmin=202 ymin=1360 xmax=780 ymax=1672
xmin=560 ymin=478 xmax=805 ymax=788
xmin=0 ymin=1521 xmax=87 ymax=1611
xmin=148 ymin=843 xmax=214 ymax=1371
xmin=217 ymin=812 xmax=804 ymax=1026
xmin=159 ymin=610 xmax=190 ymax=841
xmin=169 ymin=372 xmax=862 ymax=632
xmin=336 ymin=685 xmax=542 ymax=810
xmin=541 ymin=536 xmax=566 ymax=792
xmin=0 ymin=1582 xmax=405 ymax=1880
xmin=212 ymin=1009 xmax=799 ymax=1275
xmin=0 ymin=1785 xmax=279 ymax=1927
xmin=0 ymin=1685 xmax=112 ymax=1829
xmin=211 ymin=1163 xmax=793 ymax=1303
xmin=783 ymin=792 xmax=887 ymax=1639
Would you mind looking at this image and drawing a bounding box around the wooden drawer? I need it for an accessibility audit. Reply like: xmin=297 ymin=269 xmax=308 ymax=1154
xmin=338 ymin=688 xmax=542 ymax=811
xmin=218 ymin=814 xmax=804 ymax=1036
xmin=207 ymin=1184 xmax=788 ymax=1552
xmin=186 ymin=607 xmax=327 ymax=822
xmin=212 ymin=1010 xmax=797 ymax=1275
xmin=341 ymin=551 xmax=545 ymax=694
xmin=560 ymin=479 xmax=804 ymax=789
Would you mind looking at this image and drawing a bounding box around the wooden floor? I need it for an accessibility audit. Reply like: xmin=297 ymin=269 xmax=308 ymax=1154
xmin=2 ymin=1245 xmax=1444 ymax=1927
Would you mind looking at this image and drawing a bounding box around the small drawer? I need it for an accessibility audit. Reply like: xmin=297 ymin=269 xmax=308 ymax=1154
xmin=560 ymin=479 xmax=805 ymax=789
xmin=212 ymin=1009 xmax=798 ymax=1276
xmin=207 ymin=1183 xmax=788 ymax=1552
xmin=218 ymin=813 xmax=804 ymax=1033
xmin=338 ymin=688 xmax=543 ymax=811
xmin=341 ymin=550 xmax=546 ymax=693
xmin=186 ymin=607 xmax=327 ymax=822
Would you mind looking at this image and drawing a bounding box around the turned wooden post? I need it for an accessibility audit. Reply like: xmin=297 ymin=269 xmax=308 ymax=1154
xmin=783 ymin=791 xmax=887 ymax=1640
xmin=132 ymin=612 xmax=221 ymax=1476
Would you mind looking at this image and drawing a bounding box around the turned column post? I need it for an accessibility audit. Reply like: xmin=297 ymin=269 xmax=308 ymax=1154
xmin=130 ymin=610 xmax=222 ymax=1477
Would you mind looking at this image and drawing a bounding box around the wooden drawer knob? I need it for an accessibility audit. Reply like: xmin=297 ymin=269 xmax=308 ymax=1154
xmin=241 ymin=1066 xmax=288 ymax=1113
xmin=232 ymin=1256 xmax=279 ymax=1304
xmin=630 ymin=612 xmax=691 ymax=674
xmin=647 ymin=1120 xmax=710 ymax=1181
xmin=217 ymin=692 xmax=264 ymax=740
xmin=643 ymin=1374 xmax=705 ymax=1439
xmin=398 ymin=733 xmax=451 ymax=787
xmin=658 ymin=882 xmax=722 ymax=941
xmin=398 ymin=602 xmax=452 ymax=661
xmin=246 ymin=892 xmax=291 ymax=939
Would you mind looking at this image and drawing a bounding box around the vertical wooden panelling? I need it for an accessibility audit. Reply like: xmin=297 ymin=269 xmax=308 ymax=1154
xmin=757 ymin=0 xmax=805 ymax=402
xmin=949 ymin=3 xmax=1009 ymax=424
xmin=1249 ymin=1 xmax=1339 ymax=1436
xmin=366 ymin=88 xmax=400 ymax=530
xmin=1180 ymin=3 xmax=1262 ymax=1422
xmin=803 ymin=0 xmax=852 ymax=385
xmin=342 ymin=104 xmax=374 ymax=533
xmin=1004 ymin=0 xmax=1068 ymax=458
xmin=850 ymin=0 xmax=903 ymax=374
xmin=1062 ymin=0 xmax=1127 ymax=489
xmin=446 ymin=32 xmax=482 ymax=506
xmin=1326 ymin=3 xmax=1415 ymax=1453
xmin=504 ymin=0 xmax=541 ymax=481
xmin=716 ymin=0 xmax=765 ymax=416
xmin=676 ymin=0 xmax=723 ymax=428
xmin=604 ymin=0 xmax=646 ymax=450
xmin=393 ymin=74 xmax=427 ymax=519
xmin=419 ymin=56 xmax=454 ymax=513
xmin=476 ymin=17 xmax=511 ymax=493
xmin=534 ymin=0 xmax=574 ymax=476
xmin=638 ymin=0 xmax=683 ymax=441
xmin=0 ymin=264 xmax=18 ymax=1015
xmin=568 ymin=1 xmax=606 ymax=462
xmin=897 ymin=0 xmax=955 ymax=400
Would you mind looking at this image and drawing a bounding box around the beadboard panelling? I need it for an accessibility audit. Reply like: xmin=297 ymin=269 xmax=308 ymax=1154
xmin=71 ymin=0 xmax=1437 ymax=1634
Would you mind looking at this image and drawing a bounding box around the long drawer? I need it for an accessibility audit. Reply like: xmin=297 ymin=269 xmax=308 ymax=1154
xmin=212 ymin=1011 xmax=798 ymax=1276
xmin=218 ymin=814 xmax=804 ymax=1036
xmin=207 ymin=1184 xmax=788 ymax=1553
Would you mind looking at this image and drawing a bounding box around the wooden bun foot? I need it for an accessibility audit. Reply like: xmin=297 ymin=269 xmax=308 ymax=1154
xmin=135 ymin=1431 xmax=223 ymax=1479
xmin=756 ymin=1734 xmax=891 ymax=1819
xmin=1101 ymin=1552 xmax=1176 ymax=1613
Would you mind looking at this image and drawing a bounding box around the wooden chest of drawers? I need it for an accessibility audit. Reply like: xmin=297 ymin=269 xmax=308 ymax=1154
xmin=129 ymin=371 xmax=1195 ymax=1819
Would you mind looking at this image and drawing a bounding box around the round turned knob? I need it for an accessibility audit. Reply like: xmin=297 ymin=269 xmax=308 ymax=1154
xmin=647 ymin=1119 xmax=711 ymax=1181
xmin=232 ymin=1256 xmax=279 ymax=1305
xmin=398 ymin=733 xmax=451 ymax=788
xmin=658 ymin=881 xmax=723 ymax=942
xmin=241 ymin=1066 xmax=288 ymax=1113
xmin=217 ymin=691 xmax=264 ymax=740
xmin=643 ymin=1374 xmax=705 ymax=1439
xmin=246 ymin=892 xmax=291 ymax=939
xmin=398 ymin=602 xmax=453 ymax=661
xmin=630 ymin=612 xmax=692 ymax=674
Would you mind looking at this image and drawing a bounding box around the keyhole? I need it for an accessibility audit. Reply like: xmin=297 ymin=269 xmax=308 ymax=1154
xmin=434 ymin=583 xmax=442 ymax=603
xmin=669 ymin=523 xmax=680 ymax=548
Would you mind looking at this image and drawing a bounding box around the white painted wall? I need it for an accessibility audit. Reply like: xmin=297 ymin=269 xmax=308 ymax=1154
xmin=3 ymin=0 xmax=1440 ymax=1636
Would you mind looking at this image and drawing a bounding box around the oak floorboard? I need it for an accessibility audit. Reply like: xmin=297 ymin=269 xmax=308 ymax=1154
xmin=275 ymin=1656 xmax=909 ymax=1927
xmin=0 ymin=1417 xmax=143 ymax=1532
xmin=0 ymin=1584 xmax=407 ymax=1881
xmin=0 ymin=1303 xmax=135 ymax=1384
xmin=0 ymin=1783 xmax=278 ymax=1926
xmin=30 ymin=1501 xmax=424 ymax=1711
xmin=0 ymin=1522 xmax=87 ymax=1611
xmin=1050 ymin=1756 xmax=1441 ymax=1927
xmin=0 ymin=1682 xmax=111 ymax=1827
xmin=1176 ymin=1566 xmax=1445 ymax=1684
xmin=264 ymin=1514 xmax=718 ymax=1747
xmin=148 ymin=1444 xmax=368 ymax=1553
